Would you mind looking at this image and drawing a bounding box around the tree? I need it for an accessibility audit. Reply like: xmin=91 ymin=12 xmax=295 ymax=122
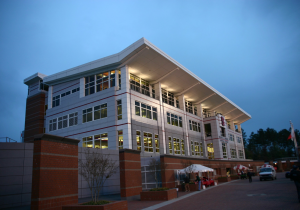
xmin=148 ymin=158 xmax=168 ymax=188
xmin=79 ymin=149 xmax=118 ymax=203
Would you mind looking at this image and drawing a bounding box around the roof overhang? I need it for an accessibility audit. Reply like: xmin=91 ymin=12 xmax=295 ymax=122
xmin=24 ymin=72 xmax=47 ymax=86
xmin=33 ymin=38 xmax=251 ymax=124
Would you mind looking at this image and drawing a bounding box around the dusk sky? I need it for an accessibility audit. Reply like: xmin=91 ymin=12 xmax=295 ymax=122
xmin=0 ymin=0 xmax=299 ymax=142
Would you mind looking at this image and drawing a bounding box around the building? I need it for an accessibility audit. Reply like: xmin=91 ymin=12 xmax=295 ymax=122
xmin=23 ymin=37 xmax=251 ymax=161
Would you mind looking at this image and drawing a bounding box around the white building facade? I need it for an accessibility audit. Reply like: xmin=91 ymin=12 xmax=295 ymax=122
xmin=24 ymin=38 xmax=250 ymax=161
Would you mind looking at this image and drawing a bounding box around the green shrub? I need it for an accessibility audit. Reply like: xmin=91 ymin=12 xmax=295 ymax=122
xmin=82 ymin=200 xmax=110 ymax=205
xmin=149 ymin=187 xmax=169 ymax=191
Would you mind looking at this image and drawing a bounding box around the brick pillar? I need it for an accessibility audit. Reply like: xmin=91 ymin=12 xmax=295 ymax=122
xmin=119 ymin=149 xmax=142 ymax=200
xmin=24 ymin=93 xmax=46 ymax=142
xmin=277 ymin=161 xmax=283 ymax=172
xmin=286 ymin=160 xmax=291 ymax=171
xmin=31 ymin=134 xmax=80 ymax=210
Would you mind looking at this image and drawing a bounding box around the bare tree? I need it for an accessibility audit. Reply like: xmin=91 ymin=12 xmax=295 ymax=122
xmin=148 ymin=158 xmax=168 ymax=188
xmin=79 ymin=149 xmax=118 ymax=203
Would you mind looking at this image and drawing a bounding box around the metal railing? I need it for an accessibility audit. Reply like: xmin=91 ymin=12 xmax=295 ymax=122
xmin=0 ymin=137 xmax=17 ymax=143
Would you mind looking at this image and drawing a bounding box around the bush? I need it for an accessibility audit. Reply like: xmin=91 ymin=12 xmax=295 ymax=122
xmin=150 ymin=187 xmax=169 ymax=191
xmin=82 ymin=200 xmax=110 ymax=205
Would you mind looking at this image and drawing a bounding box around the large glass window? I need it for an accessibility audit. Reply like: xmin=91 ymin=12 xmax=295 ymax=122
xmin=162 ymin=89 xmax=175 ymax=106
xmin=141 ymin=79 xmax=150 ymax=96
xmin=52 ymin=95 xmax=60 ymax=108
xmin=185 ymin=100 xmax=193 ymax=114
xmin=155 ymin=134 xmax=159 ymax=153
xmin=69 ymin=112 xmax=78 ymax=127
xmin=168 ymin=137 xmax=173 ymax=154
xmin=207 ymin=143 xmax=214 ymax=159
xmin=189 ymin=120 xmax=201 ymax=132
xmin=83 ymin=103 xmax=107 ymax=123
xmin=237 ymin=137 xmax=242 ymax=143
xmin=229 ymin=134 xmax=234 ymax=141
xmin=130 ymin=74 xmax=140 ymax=92
xmin=136 ymin=131 xmax=141 ymax=151
xmin=239 ymin=150 xmax=244 ymax=159
xmin=231 ymin=148 xmax=237 ymax=158
xmin=174 ymin=138 xmax=180 ymax=154
xmin=85 ymin=75 xmax=95 ymax=96
xmin=205 ymin=124 xmax=212 ymax=137
xmin=83 ymin=108 xmax=93 ymax=123
xmin=117 ymin=100 xmax=122 ymax=120
xmin=49 ymin=119 xmax=57 ymax=131
xmin=222 ymin=143 xmax=227 ymax=158
xmin=118 ymin=130 xmax=123 ymax=149
xmin=58 ymin=116 xmax=63 ymax=129
xmin=135 ymin=101 xmax=157 ymax=121
xmin=83 ymin=133 xmax=108 ymax=149
xmin=167 ymin=112 xmax=182 ymax=127
xmin=143 ymin=132 xmax=153 ymax=152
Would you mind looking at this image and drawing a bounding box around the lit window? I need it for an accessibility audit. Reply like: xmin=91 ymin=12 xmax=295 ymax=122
xmin=83 ymin=136 xmax=93 ymax=148
xmin=110 ymin=70 xmax=115 ymax=87
xmin=222 ymin=143 xmax=227 ymax=158
xmin=230 ymin=148 xmax=237 ymax=158
xmin=136 ymin=131 xmax=141 ymax=151
xmin=155 ymin=134 xmax=159 ymax=153
xmin=168 ymin=137 xmax=173 ymax=154
xmin=118 ymin=131 xmax=123 ymax=149
xmin=117 ymin=100 xmax=122 ymax=120
xmin=143 ymin=132 xmax=153 ymax=152
xmin=207 ymin=143 xmax=214 ymax=159
xmin=181 ymin=139 xmax=185 ymax=155
xmin=174 ymin=138 xmax=180 ymax=155
xmin=135 ymin=101 xmax=140 ymax=116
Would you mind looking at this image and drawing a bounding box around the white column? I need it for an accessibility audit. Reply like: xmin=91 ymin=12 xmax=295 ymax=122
xmin=230 ymin=121 xmax=234 ymax=131
xmin=155 ymin=82 xmax=166 ymax=154
xmin=80 ymin=78 xmax=85 ymax=98
xmin=119 ymin=65 xmax=132 ymax=149
xmin=48 ymin=86 xmax=53 ymax=109
xmin=178 ymin=95 xmax=190 ymax=156
xmin=237 ymin=124 xmax=242 ymax=133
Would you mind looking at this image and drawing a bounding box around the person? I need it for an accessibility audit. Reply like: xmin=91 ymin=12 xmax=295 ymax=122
xmin=247 ymin=170 xmax=253 ymax=183
xmin=184 ymin=175 xmax=190 ymax=192
xmin=290 ymin=165 xmax=300 ymax=203
xmin=195 ymin=173 xmax=201 ymax=191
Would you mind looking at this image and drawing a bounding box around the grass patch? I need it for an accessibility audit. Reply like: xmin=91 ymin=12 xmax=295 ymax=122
xmin=82 ymin=200 xmax=111 ymax=205
xmin=149 ymin=187 xmax=169 ymax=191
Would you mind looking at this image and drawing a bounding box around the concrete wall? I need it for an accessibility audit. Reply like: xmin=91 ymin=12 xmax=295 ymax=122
xmin=0 ymin=143 xmax=33 ymax=209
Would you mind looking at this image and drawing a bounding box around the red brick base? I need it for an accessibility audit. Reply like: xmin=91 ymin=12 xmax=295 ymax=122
xmin=140 ymin=189 xmax=177 ymax=201
xmin=62 ymin=201 xmax=128 ymax=210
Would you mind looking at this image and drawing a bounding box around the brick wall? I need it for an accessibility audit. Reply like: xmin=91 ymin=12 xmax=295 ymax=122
xmin=160 ymin=155 xmax=264 ymax=188
xmin=119 ymin=149 xmax=142 ymax=200
xmin=31 ymin=134 xmax=80 ymax=210
xmin=24 ymin=93 xmax=46 ymax=142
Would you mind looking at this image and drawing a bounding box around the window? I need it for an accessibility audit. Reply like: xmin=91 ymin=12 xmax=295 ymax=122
xmin=194 ymin=107 xmax=197 ymax=116
xmin=176 ymin=100 xmax=180 ymax=108
xmin=152 ymin=86 xmax=155 ymax=99
xmin=49 ymin=119 xmax=57 ymax=131
xmin=167 ymin=112 xmax=182 ymax=127
xmin=94 ymin=133 xmax=108 ymax=149
xmin=162 ymin=89 xmax=175 ymax=106
xmin=239 ymin=150 xmax=244 ymax=159
xmin=207 ymin=143 xmax=214 ymax=159
xmin=237 ymin=137 xmax=242 ymax=143
xmin=130 ymin=74 xmax=140 ymax=92
xmin=85 ymin=75 xmax=95 ymax=96
xmin=117 ymin=100 xmax=122 ymax=120
xmin=141 ymin=79 xmax=150 ymax=96
xmin=185 ymin=100 xmax=193 ymax=114
xmin=118 ymin=131 xmax=123 ymax=149
xmin=220 ymin=127 xmax=225 ymax=137
xmin=83 ymin=133 xmax=108 ymax=149
xmin=155 ymin=134 xmax=159 ymax=153
xmin=181 ymin=139 xmax=185 ymax=155
xmin=143 ymin=132 xmax=153 ymax=152
xmin=229 ymin=134 xmax=234 ymax=141
xmin=173 ymin=138 xmax=180 ymax=154
xmin=58 ymin=117 xmax=63 ymax=129
xmin=69 ymin=112 xmax=78 ymax=127
xmin=135 ymin=101 xmax=157 ymax=121
xmin=39 ymin=80 xmax=49 ymax=91
xmin=231 ymin=148 xmax=237 ymax=158
xmin=205 ymin=124 xmax=212 ymax=137
xmin=192 ymin=141 xmax=202 ymax=156
xmin=83 ymin=103 xmax=107 ymax=123
xmin=83 ymin=108 xmax=93 ymax=123
xmin=62 ymin=115 xmax=68 ymax=128
xmin=168 ymin=137 xmax=173 ymax=154
xmin=136 ymin=131 xmax=141 ymax=151
xmin=189 ymin=120 xmax=201 ymax=132
xmin=118 ymin=70 xmax=121 ymax=90
xmin=52 ymin=95 xmax=60 ymax=108
xmin=222 ymin=143 xmax=227 ymax=158
xmin=110 ymin=70 xmax=115 ymax=88
xmin=152 ymin=107 xmax=157 ymax=121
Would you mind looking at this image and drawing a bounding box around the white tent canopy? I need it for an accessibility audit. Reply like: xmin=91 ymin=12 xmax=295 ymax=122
xmin=233 ymin=164 xmax=248 ymax=170
xmin=178 ymin=164 xmax=214 ymax=174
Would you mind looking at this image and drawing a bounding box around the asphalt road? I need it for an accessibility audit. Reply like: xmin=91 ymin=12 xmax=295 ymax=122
xmin=157 ymin=172 xmax=299 ymax=210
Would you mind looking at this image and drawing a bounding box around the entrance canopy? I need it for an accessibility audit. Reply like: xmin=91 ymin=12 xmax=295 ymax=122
xmin=178 ymin=164 xmax=214 ymax=174
xmin=233 ymin=164 xmax=248 ymax=170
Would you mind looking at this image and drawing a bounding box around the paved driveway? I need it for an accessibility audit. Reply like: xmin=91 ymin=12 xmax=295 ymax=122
xmin=151 ymin=172 xmax=299 ymax=210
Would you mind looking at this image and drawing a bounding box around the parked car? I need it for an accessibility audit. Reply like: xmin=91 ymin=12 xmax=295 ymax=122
xmin=259 ymin=165 xmax=277 ymax=181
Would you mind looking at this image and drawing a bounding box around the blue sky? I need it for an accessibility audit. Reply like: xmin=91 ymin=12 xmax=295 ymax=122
xmin=0 ymin=0 xmax=299 ymax=142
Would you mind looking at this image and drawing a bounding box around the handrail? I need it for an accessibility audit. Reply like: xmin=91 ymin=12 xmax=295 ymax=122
xmin=0 ymin=137 xmax=17 ymax=143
